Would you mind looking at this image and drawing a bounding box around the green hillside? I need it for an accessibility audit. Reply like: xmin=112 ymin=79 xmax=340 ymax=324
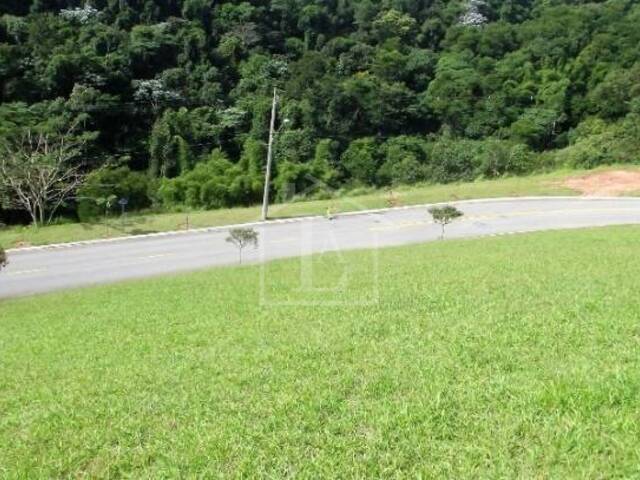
xmin=1 ymin=0 xmax=640 ymax=226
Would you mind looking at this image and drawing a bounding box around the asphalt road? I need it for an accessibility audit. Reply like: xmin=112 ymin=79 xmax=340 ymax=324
xmin=2 ymin=197 xmax=640 ymax=299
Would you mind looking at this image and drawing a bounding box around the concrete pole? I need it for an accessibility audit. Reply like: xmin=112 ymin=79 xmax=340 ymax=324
xmin=261 ymin=87 xmax=278 ymax=221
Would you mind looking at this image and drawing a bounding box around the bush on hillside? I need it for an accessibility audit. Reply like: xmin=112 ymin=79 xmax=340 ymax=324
xmin=340 ymin=138 xmax=380 ymax=186
xmin=77 ymin=167 xmax=153 ymax=221
xmin=377 ymin=136 xmax=430 ymax=185
xmin=158 ymin=149 xmax=263 ymax=210
xmin=427 ymin=138 xmax=482 ymax=183
xmin=561 ymin=115 xmax=640 ymax=168
xmin=477 ymin=140 xmax=533 ymax=178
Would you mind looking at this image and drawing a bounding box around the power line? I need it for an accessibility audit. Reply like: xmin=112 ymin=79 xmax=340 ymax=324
xmin=66 ymin=99 xmax=216 ymax=113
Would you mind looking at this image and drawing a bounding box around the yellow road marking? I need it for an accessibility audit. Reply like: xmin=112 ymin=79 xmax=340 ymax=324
xmin=6 ymin=268 xmax=46 ymax=276
xmin=369 ymin=207 xmax=639 ymax=232
xmin=370 ymin=220 xmax=431 ymax=232
xmin=269 ymin=238 xmax=298 ymax=245
xmin=464 ymin=207 xmax=640 ymax=222
xmin=142 ymin=253 xmax=174 ymax=259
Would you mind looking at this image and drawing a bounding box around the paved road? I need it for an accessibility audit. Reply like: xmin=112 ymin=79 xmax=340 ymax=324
xmin=1 ymin=197 xmax=640 ymax=299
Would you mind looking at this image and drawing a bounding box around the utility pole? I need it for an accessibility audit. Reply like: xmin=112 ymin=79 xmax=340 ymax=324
xmin=261 ymin=87 xmax=278 ymax=221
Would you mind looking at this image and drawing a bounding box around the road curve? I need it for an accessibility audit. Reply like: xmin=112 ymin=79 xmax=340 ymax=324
xmin=1 ymin=197 xmax=639 ymax=299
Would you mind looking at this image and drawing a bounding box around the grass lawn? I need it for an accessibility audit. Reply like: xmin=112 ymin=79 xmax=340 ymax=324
xmin=2 ymin=226 xmax=640 ymax=477
xmin=0 ymin=167 xmax=591 ymax=249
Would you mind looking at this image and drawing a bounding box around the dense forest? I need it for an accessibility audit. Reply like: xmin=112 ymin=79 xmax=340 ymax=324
xmin=1 ymin=0 xmax=640 ymax=225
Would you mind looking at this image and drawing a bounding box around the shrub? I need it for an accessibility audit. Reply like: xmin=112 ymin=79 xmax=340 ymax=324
xmin=200 ymin=180 xmax=229 ymax=209
xmin=340 ymin=138 xmax=380 ymax=185
xmin=509 ymin=107 xmax=561 ymax=150
xmin=158 ymin=149 xmax=262 ymax=210
xmin=561 ymin=116 xmax=640 ymax=168
xmin=424 ymin=138 xmax=535 ymax=182
xmin=587 ymin=65 xmax=640 ymax=119
xmin=563 ymin=135 xmax=613 ymax=168
xmin=377 ymin=136 xmax=429 ymax=185
xmin=378 ymin=157 xmax=425 ymax=185
xmin=77 ymin=167 xmax=152 ymax=221
xmin=311 ymin=139 xmax=339 ymax=187
xmin=427 ymin=138 xmax=480 ymax=183
xmin=273 ymin=141 xmax=340 ymax=202
xmin=273 ymin=161 xmax=311 ymax=202
xmin=477 ymin=140 xmax=533 ymax=178
xmin=0 ymin=245 xmax=7 ymax=272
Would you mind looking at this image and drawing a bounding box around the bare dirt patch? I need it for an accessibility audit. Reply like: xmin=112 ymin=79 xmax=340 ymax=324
xmin=562 ymin=170 xmax=640 ymax=196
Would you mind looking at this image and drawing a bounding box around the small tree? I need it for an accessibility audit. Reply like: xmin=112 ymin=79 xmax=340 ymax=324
xmin=429 ymin=205 xmax=463 ymax=239
xmin=226 ymin=228 xmax=259 ymax=264
xmin=0 ymin=130 xmax=86 ymax=227
xmin=0 ymin=245 xmax=7 ymax=272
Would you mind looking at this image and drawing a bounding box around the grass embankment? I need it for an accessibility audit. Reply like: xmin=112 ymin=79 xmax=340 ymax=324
xmin=2 ymin=226 xmax=640 ymax=477
xmin=0 ymin=168 xmax=585 ymax=248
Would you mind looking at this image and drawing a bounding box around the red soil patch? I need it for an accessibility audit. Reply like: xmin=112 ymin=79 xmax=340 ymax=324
xmin=562 ymin=170 xmax=640 ymax=196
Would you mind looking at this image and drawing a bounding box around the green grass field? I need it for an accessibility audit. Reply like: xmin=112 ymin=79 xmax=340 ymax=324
xmin=0 ymin=168 xmax=587 ymax=248
xmin=2 ymin=226 xmax=640 ymax=477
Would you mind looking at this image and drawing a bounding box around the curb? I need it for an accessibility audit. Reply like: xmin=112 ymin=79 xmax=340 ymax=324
xmin=6 ymin=196 xmax=639 ymax=254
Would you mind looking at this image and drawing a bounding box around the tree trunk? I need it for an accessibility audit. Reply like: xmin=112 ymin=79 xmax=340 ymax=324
xmin=27 ymin=208 xmax=38 ymax=228
xmin=38 ymin=203 xmax=45 ymax=227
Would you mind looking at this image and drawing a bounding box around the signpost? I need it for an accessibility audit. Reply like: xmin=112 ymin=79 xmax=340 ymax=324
xmin=118 ymin=198 xmax=129 ymax=229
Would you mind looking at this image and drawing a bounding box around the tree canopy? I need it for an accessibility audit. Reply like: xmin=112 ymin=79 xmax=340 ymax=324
xmin=1 ymin=0 xmax=639 ymax=224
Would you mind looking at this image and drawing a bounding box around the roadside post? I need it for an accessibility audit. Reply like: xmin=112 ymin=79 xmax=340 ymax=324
xmin=118 ymin=198 xmax=128 ymax=230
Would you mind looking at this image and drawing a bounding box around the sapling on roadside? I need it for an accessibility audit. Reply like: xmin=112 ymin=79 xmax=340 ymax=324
xmin=226 ymin=228 xmax=259 ymax=264
xmin=0 ymin=245 xmax=7 ymax=272
xmin=429 ymin=205 xmax=464 ymax=239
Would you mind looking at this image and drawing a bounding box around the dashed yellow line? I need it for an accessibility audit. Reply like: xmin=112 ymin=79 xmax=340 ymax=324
xmin=369 ymin=207 xmax=640 ymax=232
xmin=142 ymin=253 xmax=174 ymax=260
xmin=6 ymin=268 xmax=46 ymax=276
xmin=269 ymin=237 xmax=298 ymax=245
xmin=369 ymin=220 xmax=431 ymax=232
xmin=464 ymin=207 xmax=640 ymax=222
